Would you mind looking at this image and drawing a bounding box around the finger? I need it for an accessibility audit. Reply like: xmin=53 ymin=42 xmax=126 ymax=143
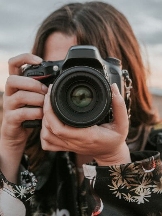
xmin=8 ymin=53 xmax=42 ymax=75
xmin=4 ymin=91 xmax=45 ymax=110
xmin=41 ymin=118 xmax=68 ymax=151
xmin=5 ymin=75 xmax=48 ymax=96
xmin=41 ymin=139 xmax=67 ymax=152
xmin=111 ymin=83 xmax=129 ymax=132
xmin=4 ymin=107 xmax=43 ymax=125
xmin=41 ymin=119 xmax=86 ymax=153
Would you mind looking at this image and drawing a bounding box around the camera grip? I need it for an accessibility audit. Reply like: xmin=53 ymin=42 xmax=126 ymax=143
xmin=22 ymin=119 xmax=42 ymax=128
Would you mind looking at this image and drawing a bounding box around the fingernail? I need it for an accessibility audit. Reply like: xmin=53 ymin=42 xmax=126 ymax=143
xmin=42 ymin=84 xmax=48 ymax=93
xmin=111 ymin=83 xmax=120 ymax=96
xmin=33 ymin=55 xmax=43 ymax=63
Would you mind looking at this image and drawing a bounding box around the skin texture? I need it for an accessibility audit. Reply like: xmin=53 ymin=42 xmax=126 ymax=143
xmin=0 ymin=32 xmax=131 ymax=183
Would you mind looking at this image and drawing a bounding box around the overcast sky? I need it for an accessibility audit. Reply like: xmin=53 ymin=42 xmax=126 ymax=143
xmin=0 ymin=0 xmax=162 ymax=91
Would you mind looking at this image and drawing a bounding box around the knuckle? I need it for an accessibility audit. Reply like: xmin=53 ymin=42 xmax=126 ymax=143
xmin=87 ymin=126 xmax=99 ymax=144
xmin=28 ymin=79 xmax=43 ymax=94
xmin=8 ymin=57 xmax=15 ymax=65
xmin=2 ymin=110 xmax=10 ymax=121
xmin=15 ymin=91 xmax=25 ymax=101
xmin=37 ymin=96 xmax=44 ymax=107
xmin=53 ymin=128 xmax=62 ymax=137
xmin=41 ymin=134 xmax=49 ymax=151
xmin=41 ymin=141 xmax=48 ymax=150
xmin=33 ymin=108 xmax=43 ymax=119
xmin=5 ymin=75 xmax=18 ymax=89
xmin=6 ymin=76 xmax=13 ymax=86
xmin=18 ymin=108 xmax=26 ymax=120
xmin=2 ymin=99 xmax=8 ymax=110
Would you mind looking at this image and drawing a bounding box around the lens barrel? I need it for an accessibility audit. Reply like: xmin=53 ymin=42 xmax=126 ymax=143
xmin=50 ymin=66 xmax=112 ymax=127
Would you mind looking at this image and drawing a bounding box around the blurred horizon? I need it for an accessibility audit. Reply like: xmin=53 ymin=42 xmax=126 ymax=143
xmin=0 ymin=0 xmax=162 ymax=92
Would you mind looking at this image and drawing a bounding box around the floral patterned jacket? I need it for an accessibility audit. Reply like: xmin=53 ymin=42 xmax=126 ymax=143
xmin=0 ymin=126 xmax=162 ymax=216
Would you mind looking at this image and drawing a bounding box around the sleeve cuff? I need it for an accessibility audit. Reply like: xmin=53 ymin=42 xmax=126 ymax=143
xmin=0 ymin=169 xmax=37 ymax=202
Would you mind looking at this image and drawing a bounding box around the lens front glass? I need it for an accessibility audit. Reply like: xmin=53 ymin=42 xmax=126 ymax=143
xmin=71 ymin=86 xmax=92 ymax=108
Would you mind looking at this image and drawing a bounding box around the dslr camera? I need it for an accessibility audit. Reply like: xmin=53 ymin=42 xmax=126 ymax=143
xmin=23 ymin=45 xmax=126 ymax=128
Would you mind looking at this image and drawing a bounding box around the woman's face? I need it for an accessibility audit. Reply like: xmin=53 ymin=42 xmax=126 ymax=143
xmin=44 ymin=32 xmax=77 ymax=61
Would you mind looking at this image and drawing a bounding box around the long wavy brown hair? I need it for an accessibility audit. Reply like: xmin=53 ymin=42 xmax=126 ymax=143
xmin=25 ymin=1 xmax=158 ymax=171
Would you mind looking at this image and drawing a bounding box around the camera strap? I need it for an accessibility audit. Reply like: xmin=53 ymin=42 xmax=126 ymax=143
xmin=122 ymin=70 xmax=132 ymax=121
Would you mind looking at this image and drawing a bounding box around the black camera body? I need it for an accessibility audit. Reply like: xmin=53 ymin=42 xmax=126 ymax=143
xmin=23 ymin=45 xmax=125 ymax=128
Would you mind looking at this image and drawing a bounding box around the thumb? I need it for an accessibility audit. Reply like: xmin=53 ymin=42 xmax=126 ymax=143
xmin=111 ymin=83 xmax=129 ymax=132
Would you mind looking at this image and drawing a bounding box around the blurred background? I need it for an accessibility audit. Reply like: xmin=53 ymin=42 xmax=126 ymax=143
xmin=0 ymin=0 xmax=162 ymax=126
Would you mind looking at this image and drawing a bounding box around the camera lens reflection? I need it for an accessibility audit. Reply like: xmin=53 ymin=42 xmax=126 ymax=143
xmin=71 ymin=86 xmax=92 ymax=108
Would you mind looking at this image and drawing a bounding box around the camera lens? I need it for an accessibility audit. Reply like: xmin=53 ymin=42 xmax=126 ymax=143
xmin=50 ymin=66 xmax=112 ymax=127
xmin=71 ymin=86 xmax=92 ymax=108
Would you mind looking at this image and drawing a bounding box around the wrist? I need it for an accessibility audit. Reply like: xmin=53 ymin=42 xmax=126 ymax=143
xmin=0 ymin=139 xmax=25 ymax=183
xmin=94 ymin=143 xmax=131 ymax=166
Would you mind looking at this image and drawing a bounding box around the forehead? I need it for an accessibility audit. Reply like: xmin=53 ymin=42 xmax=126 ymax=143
xmin=43 ymin=32 xmax=77 ymax=61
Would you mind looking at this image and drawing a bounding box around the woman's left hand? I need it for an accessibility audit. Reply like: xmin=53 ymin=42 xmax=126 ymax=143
xmin=41 ymin=83 xmax=131 ymax=166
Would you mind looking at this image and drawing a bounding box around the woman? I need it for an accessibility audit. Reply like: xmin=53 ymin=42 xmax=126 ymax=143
xmin=0 ymin=1 xmax=161 ymax=215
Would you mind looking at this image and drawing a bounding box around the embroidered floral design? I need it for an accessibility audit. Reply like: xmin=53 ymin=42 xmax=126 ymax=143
xmin=152 ymin=176 xmax=162 ymax=194
xmin=108 ymin=158 xmax=162 ymax=204
xmin=29 ymin=209 xmax=70 ymax=216
xmin=13 ymin=185 xmax=34 ymax=201
xmin=12 ymin=170 xmax=37 ymax=201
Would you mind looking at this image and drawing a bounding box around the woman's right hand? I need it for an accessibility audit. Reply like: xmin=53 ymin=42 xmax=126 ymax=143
xmin=0 ymin=54 xmax=48 ymax=183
